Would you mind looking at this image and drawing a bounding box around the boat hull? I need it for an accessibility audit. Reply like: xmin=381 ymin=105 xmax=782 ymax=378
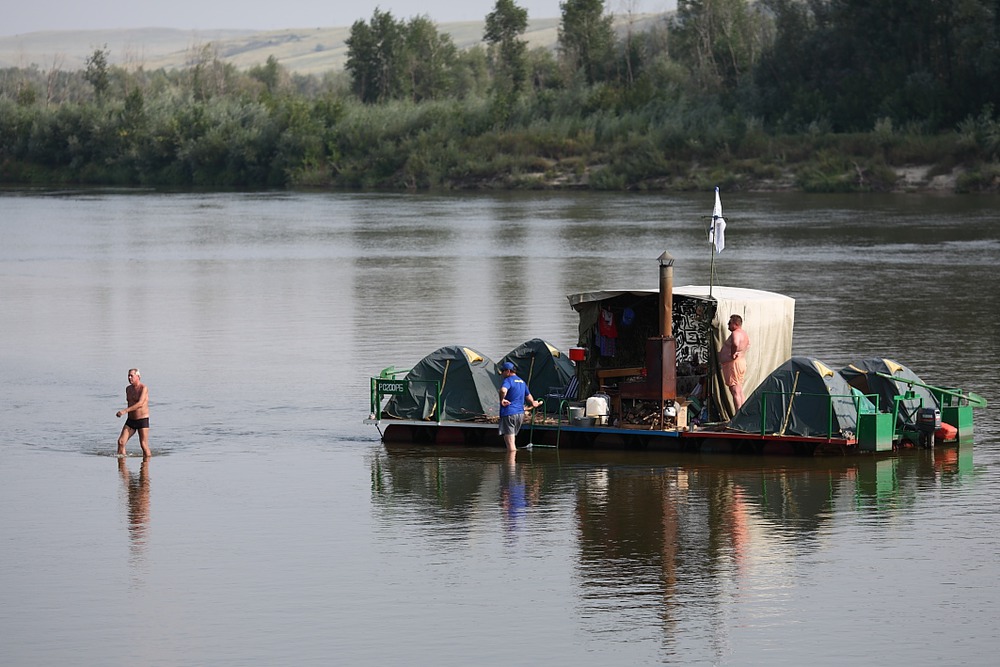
xmin=379 ymin=420 xmax=862 ymax=456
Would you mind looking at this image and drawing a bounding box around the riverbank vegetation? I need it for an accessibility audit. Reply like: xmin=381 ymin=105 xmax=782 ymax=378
xmin=1 ymin=0 xmax=998 ymax=193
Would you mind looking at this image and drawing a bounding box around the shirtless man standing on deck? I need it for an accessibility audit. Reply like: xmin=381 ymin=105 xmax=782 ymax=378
xmin=116 ymin=368 xmax=150 ymax=458
xmin=720 ymin=315 xmax=751 ymax=410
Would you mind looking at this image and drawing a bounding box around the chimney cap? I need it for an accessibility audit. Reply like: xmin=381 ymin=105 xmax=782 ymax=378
xmin=657 ymin=251 xmax=674 ymax=267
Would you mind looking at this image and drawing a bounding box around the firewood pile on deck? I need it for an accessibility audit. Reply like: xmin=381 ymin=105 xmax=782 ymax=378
xmin=620 ymin=401 xmax=677 ymax=430
xmin=510 ymin=402 xmax=680 ymax=429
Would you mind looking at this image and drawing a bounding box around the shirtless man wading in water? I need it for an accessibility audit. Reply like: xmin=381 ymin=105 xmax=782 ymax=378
xmin=116 ymin=368 xmax=150 ymax=458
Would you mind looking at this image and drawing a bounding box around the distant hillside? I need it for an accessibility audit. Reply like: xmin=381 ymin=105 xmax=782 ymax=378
xmin=0 ymin=15 xmax=666 ymax=75
xmin=0 ymin=22 xmax=556 ymax=75
xmin=0 ymin=28 xmax=256 ymax=71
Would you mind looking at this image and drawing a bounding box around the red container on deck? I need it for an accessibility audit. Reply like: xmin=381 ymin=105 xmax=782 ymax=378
xmin=935 ymin=423 xmax=958 ymax=443
xmin=569 ymin=347 xmax=586 ymax=362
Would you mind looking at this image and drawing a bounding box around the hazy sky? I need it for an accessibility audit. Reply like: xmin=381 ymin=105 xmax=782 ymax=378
xmin=7 ymin=1 xmax=674 ymax=36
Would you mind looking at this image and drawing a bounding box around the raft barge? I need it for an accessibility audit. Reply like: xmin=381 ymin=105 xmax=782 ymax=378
xmin=367 ymin=253 xmax=984 ymax=455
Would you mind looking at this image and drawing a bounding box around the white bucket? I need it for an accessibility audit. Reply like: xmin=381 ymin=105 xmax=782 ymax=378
xmin=586 ymin=395 xmax=609 ymax=417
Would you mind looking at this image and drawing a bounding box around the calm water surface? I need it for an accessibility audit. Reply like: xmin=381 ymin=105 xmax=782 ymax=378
xmin=1 ymin=190 xmax=998 ymax=665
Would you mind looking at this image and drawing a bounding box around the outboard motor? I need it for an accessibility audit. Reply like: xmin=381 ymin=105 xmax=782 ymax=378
xmin=916 ymin=407 xmax=941 ymax=448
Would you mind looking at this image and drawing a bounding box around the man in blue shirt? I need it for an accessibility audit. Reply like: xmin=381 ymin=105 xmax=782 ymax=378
xmin=499 ymin=361 xmax=540 ymax=452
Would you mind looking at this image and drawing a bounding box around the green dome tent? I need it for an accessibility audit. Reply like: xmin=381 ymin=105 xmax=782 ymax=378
xmin=728 ymin=357 xmax=872 ymax=438
xmin=840 ymin=357 xmax=938 ymax=428
xmin=499 ymin=338 xmax=576 ymax=401
xmin=383 ymin=345 xmax=501 ymax=422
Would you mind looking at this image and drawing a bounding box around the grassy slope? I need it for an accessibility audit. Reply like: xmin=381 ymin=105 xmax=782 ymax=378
xmin=0 ymin=19 xmax=568 ymax=75
xmin=0 ymin=28 xmax=258 ymax=71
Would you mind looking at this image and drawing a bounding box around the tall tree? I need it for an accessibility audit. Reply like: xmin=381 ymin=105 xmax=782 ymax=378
xmin=558 ymin=0 xmax=615 ymax=85
xmin=248 ymin=55 xmax=286 ymax=95
xmin=345 ymin=9 xmax=405 ymax=103
xmin=669 ymin=0 xmax=769 ymax=92
xmin=484 ymin=0 xmax=530 ymax=94
xmin=186 ymin=44 xmax=236 ymax=101
xmin=403 ymin=16 xmax=458 ymax=102
xmin=84 ymin=46 xmax=111 ymax=101
xmin=754 ymin=0 xmax=1000 ymax=131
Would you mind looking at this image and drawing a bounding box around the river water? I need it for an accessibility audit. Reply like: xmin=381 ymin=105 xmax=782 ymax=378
xmin=1 ymin=189 xmax=998 ymax=665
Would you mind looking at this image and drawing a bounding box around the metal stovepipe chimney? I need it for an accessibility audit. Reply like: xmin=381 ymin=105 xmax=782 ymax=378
xmin=658 ymin=251 xmax=674 ymax=338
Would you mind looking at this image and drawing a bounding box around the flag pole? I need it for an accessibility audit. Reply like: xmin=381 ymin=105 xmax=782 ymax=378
xmin=709 ymin=186 xmax=726 ymax=297
xmin=709 ymin=238 xmax=716 ymax=298
xmin=706 ymin=187 xmax=726 ymax=422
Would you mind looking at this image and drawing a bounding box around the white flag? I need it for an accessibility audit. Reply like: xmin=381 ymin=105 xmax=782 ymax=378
xmin=710 ymin=186 xmax=726 ymax=253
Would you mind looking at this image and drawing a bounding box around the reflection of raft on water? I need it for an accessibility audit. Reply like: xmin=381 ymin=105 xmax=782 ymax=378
xmin=366 ymin=254 xmax=986 ymax=456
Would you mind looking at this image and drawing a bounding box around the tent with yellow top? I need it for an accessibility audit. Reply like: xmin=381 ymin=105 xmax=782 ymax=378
xmin=498 ymin=338 xmax=576 ymax=404
xmin=382 ymin=345 xmax=502 ymax=422
xmin=839 ymin=357 xmax=938 ymax=428
xmin=728 ymin=356 xmax=874 ymax=438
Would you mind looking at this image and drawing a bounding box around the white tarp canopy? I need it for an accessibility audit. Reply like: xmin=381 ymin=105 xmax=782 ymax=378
xmin=679 ymin=286 xmax=795 ymax=418
xmin=568 ymin=285 xmax=795 ymax=420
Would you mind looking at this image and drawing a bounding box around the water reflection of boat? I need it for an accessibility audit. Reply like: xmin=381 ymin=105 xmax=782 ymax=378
xmin=375 ymin=446 xmax=973 ymax=521
xmin=371 ymin=447 xmax=973 ymax=627
xmin=368 ymin=255 xmax=985 ymax=456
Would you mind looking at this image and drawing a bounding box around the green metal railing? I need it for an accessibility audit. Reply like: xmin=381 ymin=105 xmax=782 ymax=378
xmin=369 ymin=366 xmax=442 ymax=423
xmin=890 ymin=390 xmax=922 ymax=435
xmin=871 ymin=371 xmax=987 ymax=409
xmin=524 ymin=398 xmax=572 ymax=450
xmin=758 ymin=390 xmax=879 ymax=440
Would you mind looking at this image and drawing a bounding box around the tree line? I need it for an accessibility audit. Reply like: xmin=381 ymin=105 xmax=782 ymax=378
xmin=1 ymin=0 xmax=998 ymax=191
